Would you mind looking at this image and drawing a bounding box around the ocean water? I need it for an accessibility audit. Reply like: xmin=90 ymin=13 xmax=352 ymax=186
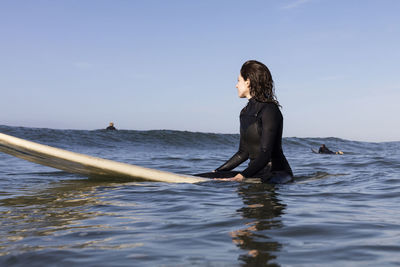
xmin=0 ymin=125 xmax=399 ymax=266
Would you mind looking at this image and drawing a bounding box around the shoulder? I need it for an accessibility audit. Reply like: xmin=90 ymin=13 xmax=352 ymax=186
xmin=255 ymin=102 xmax=282 ymax=127
xmin=258 ymin=101 xmax=281 ymax=115
xmin=260 ymin=101 xmax=279 ymax=109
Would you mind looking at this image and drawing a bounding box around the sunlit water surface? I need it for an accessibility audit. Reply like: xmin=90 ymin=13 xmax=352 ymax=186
xmin=1 ymin=125 xmax=399 ymax=266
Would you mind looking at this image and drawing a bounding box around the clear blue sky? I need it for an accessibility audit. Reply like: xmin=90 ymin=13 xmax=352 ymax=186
xmin=1 ymin=0 xmax=399 ymax=142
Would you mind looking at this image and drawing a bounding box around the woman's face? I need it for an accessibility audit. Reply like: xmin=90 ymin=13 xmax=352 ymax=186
xmin=236 ymin=74 xmax=251 ymax=99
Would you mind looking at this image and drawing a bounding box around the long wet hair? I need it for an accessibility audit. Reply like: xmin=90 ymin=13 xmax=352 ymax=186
xmin=240 ymin=60 xmax=280 ymax=106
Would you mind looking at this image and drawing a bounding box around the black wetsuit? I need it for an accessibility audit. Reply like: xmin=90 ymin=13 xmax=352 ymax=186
xmin=106 ymin=126 xmax=116 ymax=130
xmin=318 ymin=146 xmax=334 ymax=154
xmin=197 ymin=98 xmax=293 ymax=183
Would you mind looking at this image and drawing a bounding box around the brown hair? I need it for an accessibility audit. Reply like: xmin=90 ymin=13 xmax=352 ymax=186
xmin=240 ymin=60 xmax=280 ymax=105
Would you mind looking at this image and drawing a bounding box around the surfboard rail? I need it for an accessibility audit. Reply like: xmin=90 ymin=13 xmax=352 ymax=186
xmin=0 ymin=132 xmax=207 ymax=184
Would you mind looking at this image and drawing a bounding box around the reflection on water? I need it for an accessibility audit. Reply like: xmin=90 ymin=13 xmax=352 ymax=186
xmin=233 ymin=184 xmax=285 ymax=266
xmin=0 ymin=175 xmax=287 ymax=266
xmin=0 ymin=179 xmax=139 ymax=256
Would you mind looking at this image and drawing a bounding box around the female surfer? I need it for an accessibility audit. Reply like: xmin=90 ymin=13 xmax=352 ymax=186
xmin=196 ymin=60 xmax=293 ymax=183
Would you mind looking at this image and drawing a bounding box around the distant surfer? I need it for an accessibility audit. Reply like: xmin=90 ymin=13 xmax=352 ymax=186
xmin=106 ymin=122 xmax=117 ymax=130
xmin=318 ymin=144 xmax=343 ymax=155
xmin=195 ymin=60 xmax=293 ymax=183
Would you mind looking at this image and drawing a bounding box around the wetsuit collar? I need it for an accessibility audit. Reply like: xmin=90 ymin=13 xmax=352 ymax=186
xmin=248 ymin=97 xmax=257 ymax=104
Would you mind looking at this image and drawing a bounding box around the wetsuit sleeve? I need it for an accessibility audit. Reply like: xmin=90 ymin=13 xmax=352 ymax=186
xmin=241 ymin=106 xmax=280 ymax=178
xmin=215 ymin=135 xmax=248 ymax=171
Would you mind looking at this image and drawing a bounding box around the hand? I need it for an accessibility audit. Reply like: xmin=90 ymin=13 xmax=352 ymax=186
xmin=214 ymin=173 xmax=244 ymax=182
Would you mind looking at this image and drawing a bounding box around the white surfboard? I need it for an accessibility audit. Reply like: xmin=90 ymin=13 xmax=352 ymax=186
xmin=311 ymin=148 xmax=319 ymax=154
xmin=0 ymin=132 xmax=207 ymax=184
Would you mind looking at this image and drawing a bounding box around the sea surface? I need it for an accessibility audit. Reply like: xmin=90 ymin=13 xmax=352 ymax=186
xmin=0 ymin=125 xmax=399 ymax=266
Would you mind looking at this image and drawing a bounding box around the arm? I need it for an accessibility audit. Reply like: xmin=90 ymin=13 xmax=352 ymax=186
xmin=215 ymin=135 xmax=248 ymax=172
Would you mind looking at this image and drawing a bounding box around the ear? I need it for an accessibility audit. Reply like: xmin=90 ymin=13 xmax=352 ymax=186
xmin=245 ymin=79 xmax=250 ymax=87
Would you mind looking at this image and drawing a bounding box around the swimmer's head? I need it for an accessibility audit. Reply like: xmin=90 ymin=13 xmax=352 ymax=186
xmin=240 ymin=60 xmax=279 ymax=105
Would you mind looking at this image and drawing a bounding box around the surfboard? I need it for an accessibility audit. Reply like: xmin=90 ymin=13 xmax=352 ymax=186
xmin=311 ymin=148 xmax=319 ymax=154
xmin=0 ymin=132 xmax=207 ymax=184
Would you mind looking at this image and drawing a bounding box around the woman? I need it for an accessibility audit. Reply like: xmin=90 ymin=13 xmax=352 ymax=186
xmin=197 ymin=60 xmax=293 ymax=183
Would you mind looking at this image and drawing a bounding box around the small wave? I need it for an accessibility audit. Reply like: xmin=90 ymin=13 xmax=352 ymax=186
xmin=294 ymin=171 xmax=349 ymax=183
xmin=0 ymin=125 xmax=238 ymax=150
xmin=1 ymin=125 xmax=399 ymax=158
